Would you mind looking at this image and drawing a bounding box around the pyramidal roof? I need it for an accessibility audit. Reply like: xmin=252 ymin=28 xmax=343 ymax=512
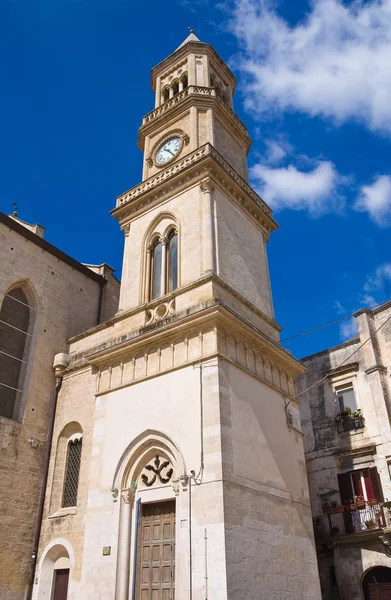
xmin=175 ymin=30 xmax=203 ymax=51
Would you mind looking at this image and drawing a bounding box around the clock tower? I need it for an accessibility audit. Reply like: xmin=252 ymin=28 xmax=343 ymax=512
xmin=34 ymin=32 xmax=321 ymax=600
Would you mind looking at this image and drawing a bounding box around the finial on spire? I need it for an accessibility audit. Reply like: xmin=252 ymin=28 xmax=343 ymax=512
xmin=11 ymin=202 xmax=18 ymax=217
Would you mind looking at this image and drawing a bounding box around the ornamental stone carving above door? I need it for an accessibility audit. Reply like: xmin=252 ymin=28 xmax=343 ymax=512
xmin=141 ymin=454 xmax=173 ymax=487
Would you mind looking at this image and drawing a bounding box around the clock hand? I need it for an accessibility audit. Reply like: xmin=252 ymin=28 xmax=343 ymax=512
xmin=166 ymin=149 xmax=174 ymax=157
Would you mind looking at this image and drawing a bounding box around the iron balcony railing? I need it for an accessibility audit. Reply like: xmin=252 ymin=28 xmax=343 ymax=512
xmin=313 ymin=501 xmax=390 ymax=540
xmin=335 ymin=414 xmax=365 ymax=433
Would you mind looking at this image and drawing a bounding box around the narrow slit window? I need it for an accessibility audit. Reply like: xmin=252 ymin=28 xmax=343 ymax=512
xmin=167 ymin=233 xmax=178 ymax=293
xmin=62 ymin=438 xmax=82 ymax=508
xmin=151 ymin=242 xmax=163 ymax=300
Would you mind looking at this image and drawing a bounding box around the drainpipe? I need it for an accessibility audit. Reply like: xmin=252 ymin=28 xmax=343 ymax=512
xmin=26 ymin=353 xmax=69 ymax=600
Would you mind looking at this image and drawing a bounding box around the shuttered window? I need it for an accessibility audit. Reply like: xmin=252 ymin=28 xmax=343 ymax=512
xmin=62 ymin=438 xmax=82 ymax=508
xmin=338 ymin=466 xmax=384 ymax=503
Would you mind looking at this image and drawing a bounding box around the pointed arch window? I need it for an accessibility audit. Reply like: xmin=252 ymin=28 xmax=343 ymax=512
xmin=148 ymin=230 xmax=178 ymax=301
xmin=0 ymin=285 xmax=35 ymax=420
xmin=62 ymin=436 xmax=83 ymax=508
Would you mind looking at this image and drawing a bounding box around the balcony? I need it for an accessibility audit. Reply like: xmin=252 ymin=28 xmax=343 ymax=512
xmin=334 ymin=409 xmax=365 ymax=433
xmin=140 ymin=85 xmax=248 ymax=135
xmin=313 ymin=500 xmax=390 ymax=541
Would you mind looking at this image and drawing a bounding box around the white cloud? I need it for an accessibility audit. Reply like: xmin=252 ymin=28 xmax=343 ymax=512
xmin=359 ymin=293 xmax=378 ymax=308
xmin=334 ymin=300 xmax=345 ymax=315
xmin=364 ymin=262 xmax=391 ymax=292
xmin=251 ymin=160 xmax=343 ymax=215
xmin=340 ymin=317 xmax=358 ymax=341
xmin=355 ymin=175 xmax=391 ymax=226
xmin=264 ymin=139 xmax=290 ymax=164
xmin=230 ymin=0 xmax=391 ymax=132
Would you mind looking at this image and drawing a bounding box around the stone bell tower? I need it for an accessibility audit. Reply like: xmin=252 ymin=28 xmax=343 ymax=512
xmin=33 ymin=32 xmax=321 ymax=600
xmin=108 ymin=31 xmax=321 ymax=600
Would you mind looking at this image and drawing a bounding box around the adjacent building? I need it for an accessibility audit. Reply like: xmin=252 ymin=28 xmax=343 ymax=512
xmin=299 ymin=302 xmax=391 ymax=600
xmin=31 ymin=33 xmax=321 ymax=600
xmin=0 ymin=211 xmax=120 ymax=600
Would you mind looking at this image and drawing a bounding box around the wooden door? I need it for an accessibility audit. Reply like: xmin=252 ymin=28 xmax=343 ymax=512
xmin=369 ymin=583 xmax=391 ymax=599
xmin=136 ymin=500 xmax=176 ymax=600
xmin=53 ymin=569 xmax=69 ymax=600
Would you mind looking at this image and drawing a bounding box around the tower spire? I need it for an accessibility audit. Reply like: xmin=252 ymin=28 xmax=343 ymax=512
xmin=175 ymin=29 xmax=202 ymax=51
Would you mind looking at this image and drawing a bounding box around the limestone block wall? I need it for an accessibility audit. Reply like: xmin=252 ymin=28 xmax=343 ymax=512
xmin=215 ymin=189 xmax=274 ymax=321
xmin=213 ymin=117 xmax=248 ymax=180
xmin=218 ymin=362 xmax=321 ymax=600
xmin=0 ymin=220 xmax=114 ymax=600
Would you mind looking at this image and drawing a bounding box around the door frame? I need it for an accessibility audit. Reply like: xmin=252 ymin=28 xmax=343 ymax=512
xmin=135 ymin=499 xmax=176 ymax=600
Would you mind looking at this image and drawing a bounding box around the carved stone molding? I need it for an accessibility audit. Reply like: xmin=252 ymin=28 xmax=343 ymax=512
xmin=121 ymin=488 xmax=136 ymax=504
xmin=114 ymin=144 xmax=275 ymax=235
xmin=200 ymin=180 xmax=214 ymax=194
xmin=141 ymin=455 xmax=173 ymax=487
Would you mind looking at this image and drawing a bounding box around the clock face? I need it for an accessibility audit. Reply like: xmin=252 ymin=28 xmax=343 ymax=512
xmin=155 ymin=137 xmax=182 ymax=165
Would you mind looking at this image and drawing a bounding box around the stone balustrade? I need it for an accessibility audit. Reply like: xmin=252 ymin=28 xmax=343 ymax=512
xmin=141 ymin=86 xmax=248 ymax=136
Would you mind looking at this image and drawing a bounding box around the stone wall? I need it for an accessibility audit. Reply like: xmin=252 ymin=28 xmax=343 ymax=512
xmin=0 ymin=219 xmax=119 ymax=600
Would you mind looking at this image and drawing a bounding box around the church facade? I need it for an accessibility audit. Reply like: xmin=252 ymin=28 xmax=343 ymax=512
xmin=26 ymin=33 xmax=321 ymax=600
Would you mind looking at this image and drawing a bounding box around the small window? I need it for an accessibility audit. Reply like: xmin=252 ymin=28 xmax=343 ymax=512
xmin=337 ymin=386 xmax=356 ymax=412
xmin=162 ymin=88 xmax=170 ymax=103
xmin=0 ymin=285 xmax=35 ymax=420
xmin=62 ymin=438 xmax=82 ymax=508
xmin=167 ymin=233 xmax=178 ymax=293
xmin=151 ymin=242 xmax=163 ymax=300
xmin=172 ymin=81 xmax=179 ymax=96
xmin=181 ymin=74 xmax=188 ymax=90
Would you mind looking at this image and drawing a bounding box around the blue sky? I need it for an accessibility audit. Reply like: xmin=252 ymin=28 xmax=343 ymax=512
xmin=1 ymin=0 xmax=391 ymax=358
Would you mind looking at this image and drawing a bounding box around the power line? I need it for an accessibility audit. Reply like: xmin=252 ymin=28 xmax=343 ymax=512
xmin=280 ymin=302 xmax=385 ymax=343
xmin=286 ymin=310 xmax=391 ymax=407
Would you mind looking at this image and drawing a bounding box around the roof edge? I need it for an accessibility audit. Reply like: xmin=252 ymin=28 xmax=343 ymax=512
xmin=0 ymin=212 xmax=106 ymax=286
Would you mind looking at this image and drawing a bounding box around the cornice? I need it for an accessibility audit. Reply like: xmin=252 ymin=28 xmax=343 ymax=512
xmin=111 ymin=144 xmax=277 ymax=235
xmin=84 ymin=302 xmax=302 ymax=376
xmin=69 ymin=302 xmax=302 ymax=401
xmin=138 ymin=86 xmax=249 ymax=151
xmin=68 ymin=271 xmax=281 ymax=346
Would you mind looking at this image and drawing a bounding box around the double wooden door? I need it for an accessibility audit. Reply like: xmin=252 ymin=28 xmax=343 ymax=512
xmin=136 ymin=500 xmax=176 ymax=600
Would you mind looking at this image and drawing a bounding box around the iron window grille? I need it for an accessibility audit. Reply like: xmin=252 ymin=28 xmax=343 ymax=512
xmin=62 ymin=438 xmax=82 ymax=508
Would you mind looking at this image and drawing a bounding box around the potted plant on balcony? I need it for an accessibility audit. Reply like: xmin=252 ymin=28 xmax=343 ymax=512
xmin=352 ymin=409 xmax=362 ymax=418
xmin=341 ymin=407 xmax=352 ymax=419
xmin=335 ymin=505 xmax=344 ymax=513
xmin=345 ymin=499 xmax=356 ymax=511
xmin=365 ymin=519 xmax=375 ymax=530
xmin=356 ymin=495 xmax=366 ymax=509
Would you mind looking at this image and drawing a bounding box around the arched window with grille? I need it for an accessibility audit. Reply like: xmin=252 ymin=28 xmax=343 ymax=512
xmin=147 ymin=228 xmax=178 ymax=301
xmin=0 ymin=284 xmax=35 ymax=421
xmin=62 ymin=436 xmax=82 ymax=508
